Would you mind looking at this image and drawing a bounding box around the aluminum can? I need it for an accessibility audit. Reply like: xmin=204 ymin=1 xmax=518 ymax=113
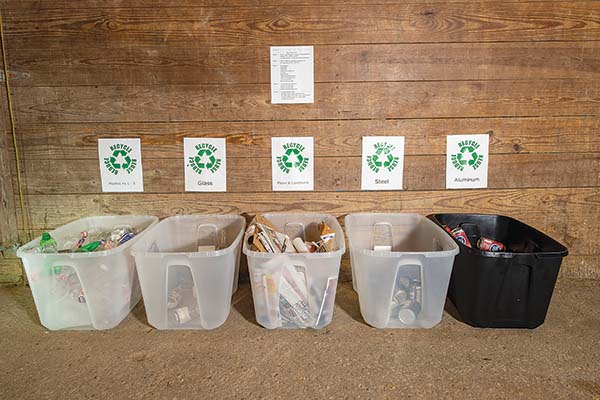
xmin=451 ymin=228 xmax=472 ymax=248
xmin=477 ymin=236 xmax=505 ymax=252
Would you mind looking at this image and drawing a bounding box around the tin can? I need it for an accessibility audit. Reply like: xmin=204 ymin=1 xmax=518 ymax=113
xmin=451 ymin=228 xmax=472 ymax=248
xmin=477 ymin=236 xmax=505 ymax=252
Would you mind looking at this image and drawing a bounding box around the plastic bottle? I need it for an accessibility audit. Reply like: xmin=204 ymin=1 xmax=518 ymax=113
xmin=39 ymin=232 xmax=58 ymax=253
xmin=76 ymin=240 xmax=103 ymax=253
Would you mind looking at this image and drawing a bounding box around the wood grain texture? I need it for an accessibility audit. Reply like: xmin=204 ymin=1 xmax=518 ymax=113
xmin=6 ymin=42 xmax=600 ymax=86
xmin=17 ymin=188 xmax=600 ymax=255
xmin=9 ymin=117 xmax=600 ymax=160
xmin=11 ymin=80 xmax=600 ymax=124
xmin=4 ymin=3 xmax=600 ymax=50
xmin=0 ymin=57 xmax=18 ymax=245
xmin=15 ymin=153 xmax=600 ymax=195
xmin=5 ymin=0 xmax=595 ymax=10
xmin=3 ymin=0 xmax=600 ymax=283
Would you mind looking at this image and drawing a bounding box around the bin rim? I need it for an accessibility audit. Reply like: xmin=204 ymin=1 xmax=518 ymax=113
xmin=426 ymin=213 xmax=569 ymax=258
xmin=242 ymin=212 xmax=346 ymax=258
xmin=130 ymin=214 xmax=246 ymax=258
xmin=344 ymin=213 xmax=459 ymax=257
xmin=16 ymin=215 xmax=159 ymax=259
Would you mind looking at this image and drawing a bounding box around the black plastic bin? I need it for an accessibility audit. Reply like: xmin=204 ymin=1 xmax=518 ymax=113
xmin=427 ymin=213 xmax=568 ymax=329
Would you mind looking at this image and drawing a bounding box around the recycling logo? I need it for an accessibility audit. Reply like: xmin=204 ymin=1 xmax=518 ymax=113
xmin=276 ymin=142 xmax=309 ymax=174
xmin=367 ymin=142 xmax=399 ymax=173
xmin=451 ymin=140 xmax=484 ymax=171
xmin=103 ymin=144 xmax=137 ymax=175
xmin=188 ymin=143 xmax=222 ymax=175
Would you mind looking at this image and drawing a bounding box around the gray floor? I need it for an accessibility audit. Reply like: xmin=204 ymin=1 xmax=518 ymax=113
xmin=1 ymin=279 xmax=599 ymax=399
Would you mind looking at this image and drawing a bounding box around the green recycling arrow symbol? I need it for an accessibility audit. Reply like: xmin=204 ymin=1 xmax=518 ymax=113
xmin=108 ymin=149 xmax=132 ymax=170
xmin=281 ymin=147 xmax=304 ymax=169
xmin=456 ymin=145 xmax=480 ymax=167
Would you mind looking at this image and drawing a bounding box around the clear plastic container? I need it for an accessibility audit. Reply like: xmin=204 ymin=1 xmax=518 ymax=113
xmin=243 ymin=213 xmax=345 ymax=329
xmin=16 ymin=215 xmax=158 ymax=330
xmin=131 ymin=215 xmax=245 ymax=330
xmin=345 ymin=213 xmax=459 ymax=329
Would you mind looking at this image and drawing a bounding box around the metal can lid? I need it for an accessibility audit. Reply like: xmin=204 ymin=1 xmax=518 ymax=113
xmin=398 ymin=308 xmax=416 ymax=325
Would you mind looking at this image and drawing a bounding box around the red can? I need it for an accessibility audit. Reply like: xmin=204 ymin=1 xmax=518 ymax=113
xmin=442 ymin=225 xmax=453 ymax=234
xmin=477 ymin=237 xmax=505 ymax=252
xmin=451 ymin=228 xmax=472 ymax=248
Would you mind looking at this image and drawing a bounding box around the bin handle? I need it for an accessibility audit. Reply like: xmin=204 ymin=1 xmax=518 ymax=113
xmin=165 ymin=257 xmax=208 ymax=329
xmin=315 ymin=275 xmax=338 ymax=328
xmin=385 ymin=257 xmax=423 ymax=327
xmin=47 ymin=261 xmax=96 ymax=327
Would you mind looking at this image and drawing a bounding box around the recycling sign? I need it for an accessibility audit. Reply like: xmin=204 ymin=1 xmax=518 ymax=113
xmin=188 ymin=142 xmax=222 ymax=175
xmin=451 ymin=140 xmax=484 ymax=172
xmin=272 ymin=137 xmax=314 ymax=191
xmin=361 ymin=136 xmax=405 ymax=191
xmin=446 ymin=134 xmax=489 ymax=189
xmin=367 ymin=142 xmax=400 ymax=173
xmin=184 ymin=138 xmax=226 ymax=192
xmin=103 ymin=144 xmax=138 ymax=175
xmin=276 ymin=142 xmax=309 ymax=174
xmin=98 ymin=138 xmax=144 ymax=192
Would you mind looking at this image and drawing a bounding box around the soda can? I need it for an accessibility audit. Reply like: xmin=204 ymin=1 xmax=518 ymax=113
xmin=76 ymin=231 xmax=88 ymax=248
xmin=442 ymin=225 xmax=453 ymax=234
xmin=451 ymin=228 xmax=472 ymax=248
xmin=117 ymin=231 xmax=136 ymax=245
xmin=477 ymin=237 xmax=505 ymax=252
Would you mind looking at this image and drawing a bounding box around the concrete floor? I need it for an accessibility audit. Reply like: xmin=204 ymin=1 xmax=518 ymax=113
xmin=1 ymin=279 xmax=599 ymax=399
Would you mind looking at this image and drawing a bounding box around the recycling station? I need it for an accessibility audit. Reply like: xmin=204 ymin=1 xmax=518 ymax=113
xmin=0 ymin=1 xmax=598 ymax=398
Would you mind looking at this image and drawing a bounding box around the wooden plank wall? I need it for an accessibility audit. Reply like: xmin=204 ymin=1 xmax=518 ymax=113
xmin=1 ymin=1 xmax=599 ymax=283
xmin=0 ymin=24 xmax=21 ymax=285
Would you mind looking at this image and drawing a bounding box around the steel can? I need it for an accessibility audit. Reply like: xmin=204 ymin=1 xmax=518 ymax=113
xmin=451 ymin=228 xmax=472 ymax=248
xmin=477 ymin=236 xmax=505 ymax=252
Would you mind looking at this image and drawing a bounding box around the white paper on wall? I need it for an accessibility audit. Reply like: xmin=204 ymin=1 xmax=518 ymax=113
xmin=98 ymin=138 xmax=144 ymax=192
xmin=446 ymin=134 xmax=490 ymax=189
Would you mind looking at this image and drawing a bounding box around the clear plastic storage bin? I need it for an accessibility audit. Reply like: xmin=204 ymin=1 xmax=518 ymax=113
xmin=243 ymin=213 xmax=345 ymax=329
xmin=345 ymin=213 xmax=459 ymax=329
xmin=131 ymin=215 xmax=245 ymax=330
xmin=16 ymin=215 xmax=158 ymax=330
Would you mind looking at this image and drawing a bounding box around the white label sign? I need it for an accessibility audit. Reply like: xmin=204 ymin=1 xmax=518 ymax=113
xmin=184 ymin=138 xmax=226 ymax=192
xmin=361 ymin=136 xmax=405 ymax=191
xmin=270 ymin=46 xmax=314 ymax=104
xmin=271 ymin=137 xmax=314 ymax=191
xmin=446 ymin=134 xmax=490 ymax=189
xmin=98 ymin=138 xmax=144 ymax=192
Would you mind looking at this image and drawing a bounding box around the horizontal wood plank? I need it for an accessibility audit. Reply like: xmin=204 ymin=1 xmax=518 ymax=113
xmin=17 ymin=188 xmax=600 ymax=255
xmin=11 ymin=80 xmax=600 ymax=123
xmin=5 ymin=3 xmax=600 ymax=49
xmin=15 ymin=153 xmax=600 ymax=194
xmin=6 ymin=42 xmax=600 ymax=86
xmin=5 ymin=0 xmax=594 ymax=10
xmin=9 ymin=117 xmax=600 ymax=160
